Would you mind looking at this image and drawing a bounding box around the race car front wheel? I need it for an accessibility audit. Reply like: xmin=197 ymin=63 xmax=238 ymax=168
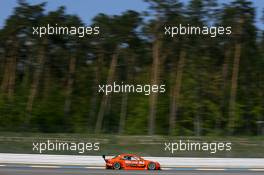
xmin=113 ymin=162 xmax=121 ymax=170
xmin=147 ymin=162 xmax=156 ymax=170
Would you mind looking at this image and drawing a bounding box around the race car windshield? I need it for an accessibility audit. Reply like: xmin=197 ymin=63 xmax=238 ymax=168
xmin=112 ymin=155 xmax=118 ymax=159
xmin=131 ymin=156 xmax=140 ymax=161
xmin=123 ymin=156 xmax=131 ymax=160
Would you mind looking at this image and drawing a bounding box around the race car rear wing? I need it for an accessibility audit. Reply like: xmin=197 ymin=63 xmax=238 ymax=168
xmin=102 ymin=155 xmax=106 ymax=162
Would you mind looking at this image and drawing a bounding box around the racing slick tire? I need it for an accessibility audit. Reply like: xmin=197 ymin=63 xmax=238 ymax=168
xmin=113 ymin=162 xmax=121 ymax=170
xmin=147 ymin=162 xmax=156 ymax=170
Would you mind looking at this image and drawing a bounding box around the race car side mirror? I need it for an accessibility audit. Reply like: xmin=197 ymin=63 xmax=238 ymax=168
xmin=102 ymin=155 xmax=105 ymax=159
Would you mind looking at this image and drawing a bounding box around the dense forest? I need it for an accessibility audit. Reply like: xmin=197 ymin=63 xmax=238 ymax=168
xmin=0 ymin=0 xmax=263 ymax=136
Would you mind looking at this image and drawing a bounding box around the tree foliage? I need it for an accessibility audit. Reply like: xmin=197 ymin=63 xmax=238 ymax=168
xmin=0 ymin=0 xmax=263 ymax=136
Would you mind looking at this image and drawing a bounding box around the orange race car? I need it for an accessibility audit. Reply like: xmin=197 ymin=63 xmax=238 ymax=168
xmin=102 ymin=154 xmax=161 ymax=170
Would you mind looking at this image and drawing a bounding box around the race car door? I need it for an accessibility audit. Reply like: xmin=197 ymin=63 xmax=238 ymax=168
xmin=135 ymin=156 xmax=146 ymax=168
xmin=124 ymin=156 xmax=139 ymax=168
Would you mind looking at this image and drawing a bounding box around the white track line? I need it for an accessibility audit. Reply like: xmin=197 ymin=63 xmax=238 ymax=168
xmin=2 ymin=164 xmax=264 ymax=172
xmin=85 ymin=167 xmax=105 ymax=169
xmin=196 ymin=168 xmax=226 ymax=171
xmin=249 ymin=169 xmax=264 ymax=171
xmin=162 ymin=168 xmax=174 ymax=170
xmin=30 ymin=165 xmax=60 ymax=168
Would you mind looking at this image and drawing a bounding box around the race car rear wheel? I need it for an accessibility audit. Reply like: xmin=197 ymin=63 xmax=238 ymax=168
xmin=113 ymin=162 xmax=121 ymax=170
xmin=147 ymin=162 xmax=156 ymax=170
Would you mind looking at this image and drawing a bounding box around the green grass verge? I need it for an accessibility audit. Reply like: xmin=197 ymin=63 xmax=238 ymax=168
xmin=0 ymin=132 xmax=263 ymax=158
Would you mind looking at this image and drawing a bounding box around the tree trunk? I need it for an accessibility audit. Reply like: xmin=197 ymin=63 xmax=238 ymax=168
xmin=0 ymin=52 xmax=4 ymax=84
xmin=1 ymin=41 xmax=18 ymax=100
xmin=228 ymin=18 xmax=243 ymax=135
xmin=22 ymin=51 xmax=32 ymax=89
xmin=148 ymin=38 xmax=160 ymax=135
xmin=169 ymin=50 xmax=186 ymax=135
xmin=194 ymin=114 xmax=201 ymax=136
xmin=218 ymin=48 xmax=231 ymax=130
xmin=119 ymin=92 xmax=128 ymax=134
xmin=64 ymin=53 xmax=76 ymax=118
xmin=118 ymin=52 xmax=135 ymax=134
xmin=222 ymin=49 xmax=231 ymax=93
xmin=26 ymin=40 xmax=47 ymax=120
xmin=8 ymin=52 xmax=16 ymax=99
xmin=43 ymin=66 xmax=51 ymax=98
xmin=95 ymin=52 xmax=118 ymax=133
xmin=89 ymin=52 xmax=102 ymax=126
xmin=1 ymin=54 xmax=10 ymax=93
xmin=228 ymin=43 xmax=242 ymax=134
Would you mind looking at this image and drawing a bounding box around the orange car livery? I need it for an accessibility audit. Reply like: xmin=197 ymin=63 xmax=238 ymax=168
xmin=102 ymin=153 xmax=161 ymax=170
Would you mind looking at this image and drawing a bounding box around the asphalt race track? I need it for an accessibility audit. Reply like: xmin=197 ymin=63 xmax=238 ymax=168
xmin=0 ymin=165 xmax=264 ymax=175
